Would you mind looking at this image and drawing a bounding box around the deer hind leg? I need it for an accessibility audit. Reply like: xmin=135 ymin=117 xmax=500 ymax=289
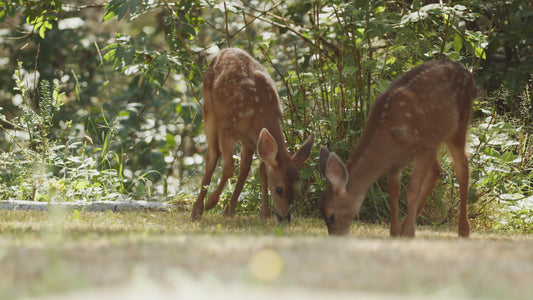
xmin=223 ymin=146 xmax=253 ymax=217
xmin=388 ymin=169 xmax=402 ymax=237
xmin=191 ymin=123 xmax=221 ymax=221
xmin=401 ymin=150 xmax=438 ymax=237
xmin=204 ymin=135 xmax=236 ymax=211
xmin=446 ymin=133 xmax=471 ymax=238
xmin=258 ymin=161 xmax=271 ymax=219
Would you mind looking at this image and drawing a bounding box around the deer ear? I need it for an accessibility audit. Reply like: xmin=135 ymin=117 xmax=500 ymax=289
xmin=292 ymin=132 xmax=315 ymax=168
xmin=319 ymin=146 xmax=330 ymax=176
xmin=257 ymin=128 xmax=278 ymax=167
xmin=325 ymin=152 xmax=348 ymax=193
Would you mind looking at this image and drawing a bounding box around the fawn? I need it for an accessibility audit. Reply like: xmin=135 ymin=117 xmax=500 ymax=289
xmin=191 ymin=48 xmax=314 ymax=222
xmin=319 ymin=60 xmax=476 ymax=237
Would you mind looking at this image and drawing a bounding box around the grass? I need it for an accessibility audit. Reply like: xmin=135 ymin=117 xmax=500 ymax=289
xmin=0 ymin=210 xmax=532 ymax=300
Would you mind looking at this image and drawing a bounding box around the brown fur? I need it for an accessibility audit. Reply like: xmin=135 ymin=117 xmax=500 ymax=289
xmin=191 ymin=48 xmax=314 ymax=221
xmin=319 ymin=60 xmax=476 ymax=237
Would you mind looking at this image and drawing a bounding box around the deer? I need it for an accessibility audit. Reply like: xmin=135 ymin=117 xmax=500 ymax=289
xmin=190 ymin=48 xmax=315 ymax=222
xmin=319 ymin=60 xmax=476 ymax=237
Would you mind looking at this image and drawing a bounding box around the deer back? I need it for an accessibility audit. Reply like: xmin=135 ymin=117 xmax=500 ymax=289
xmin=203 ymin=48 xmax=286 ymax=151
xmin=352 ymin=60 xmax=475 ymax=165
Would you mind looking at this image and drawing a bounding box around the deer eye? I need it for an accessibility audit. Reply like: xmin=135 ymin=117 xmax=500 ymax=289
xmin=275 ymin=187 xmax=283 ymax=196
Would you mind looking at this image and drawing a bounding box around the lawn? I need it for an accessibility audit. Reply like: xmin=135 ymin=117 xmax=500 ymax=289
xmin=0 ymin=210 xmax=531 ymax=300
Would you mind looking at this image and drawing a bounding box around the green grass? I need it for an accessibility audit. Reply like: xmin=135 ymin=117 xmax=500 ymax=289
xmin=0 ymin=210 xmax=531 ymax=300
xmin=0 ymin=210 xmax=328 ymax=238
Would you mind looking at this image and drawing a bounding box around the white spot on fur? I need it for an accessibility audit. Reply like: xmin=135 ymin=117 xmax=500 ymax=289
xmin=239 ymin=109 xmax=255 ymax=118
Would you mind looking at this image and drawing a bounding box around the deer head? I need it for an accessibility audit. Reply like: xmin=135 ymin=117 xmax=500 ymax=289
xmin=258 ymin=128 xmax=314 ymax=221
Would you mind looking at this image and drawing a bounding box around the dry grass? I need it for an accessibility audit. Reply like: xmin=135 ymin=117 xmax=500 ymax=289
xmin=0 ymin=210 xmax=531 ymax=300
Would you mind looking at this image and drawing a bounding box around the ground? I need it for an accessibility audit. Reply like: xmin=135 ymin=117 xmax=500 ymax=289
xmin=0 ymin=210 xmax=531 ymax=300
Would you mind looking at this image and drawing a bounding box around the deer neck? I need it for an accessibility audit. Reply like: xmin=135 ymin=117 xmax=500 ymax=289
xmin=344 ymin=154 xmax=384 ymax=197
xmin=262 ymin=119 xmax=291 ymax=160
xmin=343 ymin=127 xmax=399 ymax=197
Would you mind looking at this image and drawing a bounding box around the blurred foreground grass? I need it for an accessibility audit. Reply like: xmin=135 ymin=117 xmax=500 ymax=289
xmin=0 ymin=210 xmax=531 ymax=300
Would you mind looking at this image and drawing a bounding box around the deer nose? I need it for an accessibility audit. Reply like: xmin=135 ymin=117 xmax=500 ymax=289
xmin=275 ymin=209 xmax=291 ymax=223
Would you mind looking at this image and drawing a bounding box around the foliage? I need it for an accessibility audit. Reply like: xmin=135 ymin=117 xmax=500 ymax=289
xmin=473 ymin=0 xmax=533 ymax=117
xmin=0 ymin=0 xmax=531 ymax=232
xmin=0 ymin=63 xmax=127 ymax=201
xmin=467 ymin=105 xmax=533 ymax=233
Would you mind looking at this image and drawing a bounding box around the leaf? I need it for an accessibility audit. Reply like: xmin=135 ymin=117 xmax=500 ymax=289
xmin=474 ymin=44 xmax=486 ymax=59
xmin=103 ymin=48 xmax=118 ymax=63
xmin=39 ymin=24 xmax=47 ymax=39
xmin=375 ymin=6 xmax=386 ymax=14
xmin=385 ymin=56 xmax=397 ymax=65
xmin=103 ymin=0 xmax=128 ymax=22
xmin=453 ymin=33 xmax=463 ymax=52
xmin=482 ymin=147 xmax=501 ymax=159
xmin=501 ymin=151 xmax=519 ymax=163
xmin=129 ymin=0 xmax=141 ymax=15
xmin=123 ymin=45 xmax=136 ymax=65
xmin=102 ymin=10 xmax=117 ymax=22
xmin=75 ymin=180 xmax=90 ymax=189
xmin=181 ymin=24 xmax=197 ymax=37
xmin=115 ymin=1 xmax=130 ymax=21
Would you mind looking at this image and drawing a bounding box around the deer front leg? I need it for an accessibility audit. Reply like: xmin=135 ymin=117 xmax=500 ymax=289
xmin=388 ymin=169 xmax=402 ymax=237
xmin=258 ymin=161 xmax=271 ymax=219
xmin=224 ymin=146 xmax=253 ymax=217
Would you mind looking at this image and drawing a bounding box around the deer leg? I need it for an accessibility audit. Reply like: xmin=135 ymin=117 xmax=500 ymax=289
xmin=388 ymin=169 xmax=402 ymax=237
xmin=191 ymin=146 xmax=220 ymax=220
xmin=223 ymin=146 xmax=253 ymax=217
xmin=399 ymin=156 xmax=441 ymax=232
xmin=258 ymin=161 xmax=271 ymax=219
xmin=205 ymin=136 xmax=236 ymax=211
xmin=191 ymin=124 xmax=220 ymax=221
xmin=447 ymin=136 xmax=471 ymax=238
xmin=416 ymin=158 xmax=441 ymax=217
xmin=401 ymin=151 xmax=437 ymax=237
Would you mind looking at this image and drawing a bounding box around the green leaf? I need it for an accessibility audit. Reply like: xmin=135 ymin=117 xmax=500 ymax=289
xmin=453 ymin=33 xmax=463 ymax=52
xmin=103 ymin=48 xmax=118 ymax=63
xmin=474 ymin=44 xmax=486 ymax=59
xmin=385 ymin=56 xmax=397 ymax=65
xmin=102 ymin=10 xmax=116 ymax=22
xmin=116 ymin=3 xmax=129 ymax=20
xmin=482 ymin=147 xmax=501 ymax=159
xmin=181 ymin=24 xmax=197 ymax=37
xmin=501 ymin=151 xmax=520 ymax=163
xmin=129 ymin=0 xmax=141 ymax=15
xmin=75 ymin=180 xmax=89 ymax=189
xmin=39 ymin=23 xmax=47 ymax=39
xmin=104 ymin=0 xmax=128 ymax=22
